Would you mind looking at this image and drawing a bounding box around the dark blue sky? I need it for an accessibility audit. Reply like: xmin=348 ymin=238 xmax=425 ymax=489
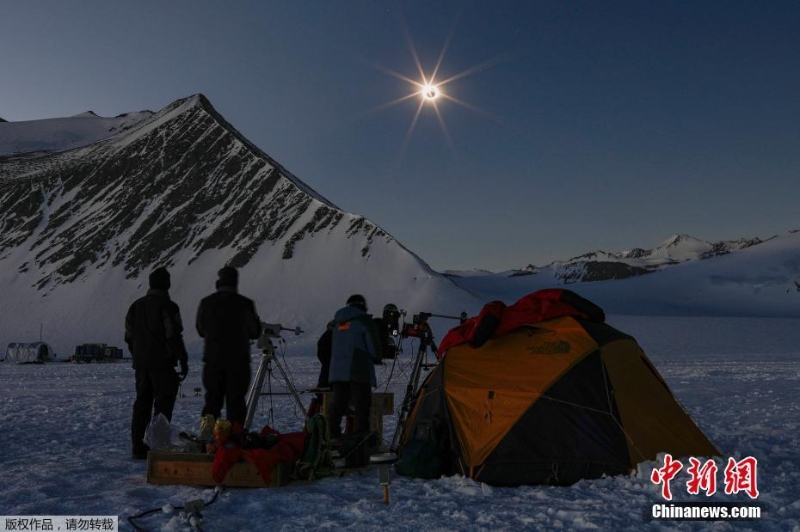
xmin=2 ymin=1 xmax=799 ymax=271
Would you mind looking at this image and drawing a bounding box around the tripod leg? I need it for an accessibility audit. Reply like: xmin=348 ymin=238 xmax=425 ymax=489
xmin=272 ymin=356 xmax=308 ymax=417
xmin=391 ymin=345 xmax=427 ymax=451
xmin=244 ymin=354 xmax=269 ymax=431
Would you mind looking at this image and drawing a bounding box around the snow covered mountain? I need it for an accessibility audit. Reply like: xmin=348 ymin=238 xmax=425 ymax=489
xmin=510 ymin=234 xmax=767 ymax=284
xmin=2 ymin=93 xmax=798 ymax=357
xmin=618 ymin=233 xmax=764 ymax=264
xmin=0 ymin=94 xmax=476 ymax=355
xmin=452 ymin=230 xmax=800 ymax=318
xmin=0 ymin=110 xmax=153 ymax=159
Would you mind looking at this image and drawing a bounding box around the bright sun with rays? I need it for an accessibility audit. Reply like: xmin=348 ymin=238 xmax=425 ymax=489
xmin=422 ymin=83 xmax=440 ymax=101
xmin=364 ymin=21 xmax=503 ymax=163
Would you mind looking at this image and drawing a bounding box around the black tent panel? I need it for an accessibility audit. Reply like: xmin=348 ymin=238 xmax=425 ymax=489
xmin=477 ymin=351 xmax=630 ymax=486
xmin=397 ymin=363 xmax=463 ymax=477
xmin=577 ymin=318 xmax=633 ymax=348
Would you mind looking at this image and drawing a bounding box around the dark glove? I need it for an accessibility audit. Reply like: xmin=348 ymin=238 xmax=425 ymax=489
xmin=179 ymin=360 xmax=189 ymax=382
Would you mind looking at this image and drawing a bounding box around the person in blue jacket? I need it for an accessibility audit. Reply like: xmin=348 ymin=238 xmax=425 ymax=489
xmin=327 ymin=294 xmax=382 ymax=439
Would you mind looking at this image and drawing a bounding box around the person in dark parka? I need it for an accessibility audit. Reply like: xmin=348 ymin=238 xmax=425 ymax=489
xmin=316 ymin=320 xmax=336 ymax=390
xmin=125 ymin=267 xmax=189 ymax=460
xmin=196 ymin=266 xmax=261 ymax=432
xmin=307 ymin=320 xmax=336 ymax=417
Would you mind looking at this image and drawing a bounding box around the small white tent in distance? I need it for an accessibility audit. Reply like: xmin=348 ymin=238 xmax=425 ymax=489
xmin=2 ymin=342 xmax=56 ymax=364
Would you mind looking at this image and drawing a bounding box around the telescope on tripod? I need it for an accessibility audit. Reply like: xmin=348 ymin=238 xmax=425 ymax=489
xmin=243 ymin=322 xmax=305 ymax=431
xmin=390 ymin=311 xmax=467 ymax=451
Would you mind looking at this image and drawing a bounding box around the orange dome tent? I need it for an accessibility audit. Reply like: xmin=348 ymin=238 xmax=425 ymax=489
xmin=396 ymin=289 xmax=719 ymax=486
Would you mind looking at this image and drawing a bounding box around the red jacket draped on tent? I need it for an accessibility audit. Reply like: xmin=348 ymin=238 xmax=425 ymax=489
xmin=437 ymin=288 xmax=606 ymax=356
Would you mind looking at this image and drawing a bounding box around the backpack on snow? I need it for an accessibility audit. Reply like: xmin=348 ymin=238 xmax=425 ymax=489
xmin=395 ymin=416 xmax=446 ymax=479
xmin=293 ymin=413 xmax=335 ymax=481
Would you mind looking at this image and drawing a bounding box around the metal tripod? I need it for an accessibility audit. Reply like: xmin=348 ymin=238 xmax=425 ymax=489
xmin=243 ymin=338 xmax=307 ymax=431
xmin=390 ymin=324 xmax=438 ymax=451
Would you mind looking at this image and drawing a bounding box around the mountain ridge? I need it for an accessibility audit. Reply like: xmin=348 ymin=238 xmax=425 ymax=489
xmin=450 ymin=229 xmax=800 ymax=318
xmin=2 ymin=94 xmax=798 ymax=357
xmin=498 ymin=232 xmax=772 ymax=284
xmin=1 ymin=94 xmax=369 ymax=285
xmin=0 ymin=94 xmax=475 ymax=354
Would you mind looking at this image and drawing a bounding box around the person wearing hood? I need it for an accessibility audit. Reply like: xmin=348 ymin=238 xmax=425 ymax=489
xmin=125 ymin=266 xmax=189 ymax=460
xmin=327 ymin=294 xmax=382 ymax=439
xmin=195 ymin=266 xmax=261 ymax=438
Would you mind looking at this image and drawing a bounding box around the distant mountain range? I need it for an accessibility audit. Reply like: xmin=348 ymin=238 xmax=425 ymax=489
xmin=499 ymin=233 xmax=767 ymax=284
xmin=1 ymin=94 xmax=798 ymax=355
xmin=448 ymin=229 xmax=800 ymax=318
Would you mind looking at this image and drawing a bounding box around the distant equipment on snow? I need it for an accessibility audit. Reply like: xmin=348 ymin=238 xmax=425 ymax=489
xmin=70 ymin=343 xmax=124 ymax=363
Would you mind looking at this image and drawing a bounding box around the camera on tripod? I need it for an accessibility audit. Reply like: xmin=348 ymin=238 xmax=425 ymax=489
xmin=389 ymin=308 xmax=467 ymax=451
xmin=376 ymin=305 xmax=404 ymax=360
xmin=245 ymin=322 xmax=306 ymax=430
xmin=383 ymin=306 xmax=404 ymax=337
xmin=256 ymin=322 xmax=304 ymax=351
xmin=401 ymin=312 xmax=433 ymax=340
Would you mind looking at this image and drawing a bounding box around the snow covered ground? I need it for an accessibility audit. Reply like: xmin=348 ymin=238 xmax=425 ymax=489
xmin=1 ymin=315 xmax=798 ymax=531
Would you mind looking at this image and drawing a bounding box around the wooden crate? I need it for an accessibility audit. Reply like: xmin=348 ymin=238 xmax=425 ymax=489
xmin=371 ymin=392 xmax=394 ymax=415
xmin=146 ymin=451 xmax=293 ymax=488
xmin=321 ymin=392 xmax=394 ymax=438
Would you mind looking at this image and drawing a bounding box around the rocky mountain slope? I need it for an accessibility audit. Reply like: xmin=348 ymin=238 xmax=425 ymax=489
xmin=0 ymin=95 xmax=475 ymax=354
xmin=2 ymin=94 xmax=796 ymax=355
